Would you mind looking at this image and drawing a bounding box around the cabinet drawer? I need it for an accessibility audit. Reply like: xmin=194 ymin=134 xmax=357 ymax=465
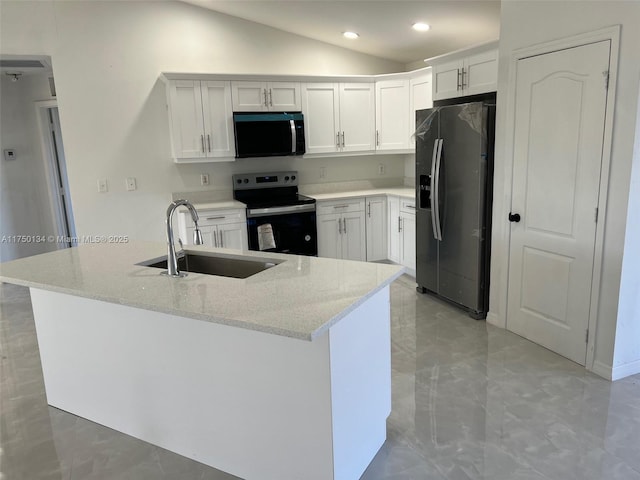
xmin=182 ymin=209 xmax=246 ymax=227
xmin=317 ymin=199 xmax=365 ymax=216
xmin=400 ymin=198 xmax=416 ymax=213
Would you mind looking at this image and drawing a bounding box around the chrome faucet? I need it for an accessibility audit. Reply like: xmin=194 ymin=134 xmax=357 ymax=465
xmin=164 ymin=199 xmax=203 ymax=277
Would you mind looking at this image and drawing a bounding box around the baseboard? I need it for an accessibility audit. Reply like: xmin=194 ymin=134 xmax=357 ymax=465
xmin=611 ymin=359 xmax=640 ymax=381
xmin=591 ymin=360 xmax=613 ymax=380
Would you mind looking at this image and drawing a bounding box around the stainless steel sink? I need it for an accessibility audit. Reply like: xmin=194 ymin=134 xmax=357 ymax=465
xmin=139 ymin=253 xmax=282 ymax=279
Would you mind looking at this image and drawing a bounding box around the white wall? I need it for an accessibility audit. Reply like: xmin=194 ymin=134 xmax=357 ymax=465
xmin=490 ymin=1 xmax=640 ymax=378
xmin=0 ymin=0 xmax=404 ymax=243
xmin=0 ymin=73 xmax=58 ymax=261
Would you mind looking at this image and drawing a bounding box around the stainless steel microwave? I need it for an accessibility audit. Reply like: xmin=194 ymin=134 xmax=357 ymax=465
xmin=233 ymin=112 xmax=305 ymax=158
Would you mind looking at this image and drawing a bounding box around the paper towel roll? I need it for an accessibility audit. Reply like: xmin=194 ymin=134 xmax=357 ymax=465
xmin=257 ymin=223 xmax=276 ymax=251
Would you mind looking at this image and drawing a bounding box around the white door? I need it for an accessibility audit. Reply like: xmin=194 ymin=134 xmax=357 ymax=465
xmin=409 ymin=73 xmax=433 ymax=148
xmin=375 ymin=80 xmax=409 ymax=150
xmin=342 ymin=212 xmax=366 ymax=261
xmin=366 ymin=196 xmax=387 ymax=261
xmin=231 ymin=81 xmax=267 ymax=111
xmin=167 ymin=80 xmax=206 ymax=159
xmin=267 ymin=82 xmax=301 ymax=111
xmin=464 ymin=50 xmax=498 ymax=96
xmin=507 ymin=41 xmax=610 ymax=365
xmin=339 ymin=83 xmax=375 ymax=152
xmin=387 ymin=196 xmax=400 ymax=263
xmin=301 ymin=83 xmax=340 ymax=154
xmin=433 ymin=59 xmax=463 ymax=101
xmin=201 ymin=81 xmax=235 ymax=158
xmin=400 ymin=212 xmax=416 ymax=271
xmin=218 ymin=222 xmax=247 ymax=250
xmin=317 ymin=214 xmax=341 ymax=258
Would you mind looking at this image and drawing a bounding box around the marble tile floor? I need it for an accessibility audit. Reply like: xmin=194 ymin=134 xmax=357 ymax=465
xmin=1 ymin=277 xmax=639 ymax=480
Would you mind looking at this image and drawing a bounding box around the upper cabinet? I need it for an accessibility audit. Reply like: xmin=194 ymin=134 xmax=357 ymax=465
xmin=165 ymin=79 xmax=235 ymax=162
xmin=231 ymin=81 xmax=301 ymax=112
xmin=375 ymin=79 xmax=410 ymax=151
xmin=301 ymin=83 xmax=375 ymax=155
xmin=431 ymin=46 xmax=498 ymax=101
xmin=409 ymin=72 xmax=433 ymax=148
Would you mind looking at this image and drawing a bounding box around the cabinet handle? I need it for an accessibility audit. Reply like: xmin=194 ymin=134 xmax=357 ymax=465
xmin=201 ymin=134 xmax=205 ymax=153
xmin=206 ymin=216 xmax=226 ymax=220
xmin=461 ymin=68 xmax=467 ymax=89
xmin=207 ymin=134 xmax=211 ymax=152
xmin=219 ymin=231 xmax=224 ymax=248
xmin=457 ymin=69 xmax=462 ymax=91
xmin=367 ymin=202 xmax=371 ymax=217
xmin=269 ymin=88 xmax=273 ymax=107
xmin=213 ymin=230 xmax=218 ymax=247
xmin=376 ymin=130 xmax=380 ymax=146
xmin=263 ymin=88 xmax=268 ymax=107
xmin=338 ymin=217 xmax=342 ymax=234
xmin=398 ymin=216 xmax=402 ymax=232
xmin=337 ymin=132 xmax=341 ymax=148
xmin=406 ymin=205 xmax=416 ymax=209
xmin=333 ymin=204 xmax=349 ymax=209
xmin=341 ymin=131 xmax=345 ymax=147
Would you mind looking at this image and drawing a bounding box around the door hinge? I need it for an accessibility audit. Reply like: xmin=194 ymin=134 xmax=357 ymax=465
xmin=586 ymin=328 xmax=589 ymax=343
xmin=603 ymin=70 xmax=609 ymax=90
xmin=595 ymin=207 xmax=599 ymax=223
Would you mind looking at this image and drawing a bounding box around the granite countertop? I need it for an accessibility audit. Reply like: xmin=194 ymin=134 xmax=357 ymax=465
xmin=0 ymin=242 xmax=404 ymax=341
xmin=303 ymin=187 xmax=415 ymax=202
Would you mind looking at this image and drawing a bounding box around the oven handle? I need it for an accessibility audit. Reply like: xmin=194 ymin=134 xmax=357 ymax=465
xmin=247 ymin=203 xmax=316 ymax=218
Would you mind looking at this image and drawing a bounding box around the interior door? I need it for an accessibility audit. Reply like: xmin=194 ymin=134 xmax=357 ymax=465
xmin=507 ymin=41 xmax=610 ymax=365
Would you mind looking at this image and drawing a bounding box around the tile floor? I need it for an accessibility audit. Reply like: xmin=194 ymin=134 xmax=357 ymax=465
xmin=1 ymin=276 xmax=639 ymax=480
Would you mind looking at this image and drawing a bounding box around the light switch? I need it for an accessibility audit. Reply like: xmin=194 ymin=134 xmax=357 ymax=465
xmin=126 ymin=177 xmax=137 ymax=191
xmin=378 ymin=164 xmax=385 ymax=175
xmin=200 ymin=174 xmax=210 ymax=186
xmin=4 ymin=149 xmax=16 ymax=161
xmin=97 ymin=179 xmax=108 ymax=193
xmin=319 ymin=167 xmax=326 ymax=179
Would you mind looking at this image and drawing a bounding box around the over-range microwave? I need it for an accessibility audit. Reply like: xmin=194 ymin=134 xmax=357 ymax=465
xmin=233 ymin=112 xmax=305 ymax=158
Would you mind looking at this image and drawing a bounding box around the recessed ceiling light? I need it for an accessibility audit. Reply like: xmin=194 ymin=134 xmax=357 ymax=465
xmin=343 ymin=31 xmax=359 ymax=39
xmin=412 ymin=23 xmax=431 ymax=32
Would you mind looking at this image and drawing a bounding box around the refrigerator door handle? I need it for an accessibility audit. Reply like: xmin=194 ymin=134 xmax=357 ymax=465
xmin=433 ymin=138 xmax=444 ymax=241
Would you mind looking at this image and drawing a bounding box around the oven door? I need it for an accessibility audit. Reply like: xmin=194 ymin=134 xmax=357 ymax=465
xmin=246 ymin=204 xmax=317 ymax=256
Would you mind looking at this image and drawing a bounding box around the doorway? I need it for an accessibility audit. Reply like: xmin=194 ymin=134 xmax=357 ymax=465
xmin=506 ymin=40 xmax=612 ymax=365
xmin=36 ymin=101 xmax=76 ymax=247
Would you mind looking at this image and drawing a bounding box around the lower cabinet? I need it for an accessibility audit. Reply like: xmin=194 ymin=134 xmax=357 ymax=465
xmin=365 ymin=196 xmax=387 ymax=261
xmin=387 ymin=196 xmax=416 ymax=272
xmin=178 ymin=208 xmax=248 ymax=250
xmin=317 ymin=200 xmax=366 ymax=261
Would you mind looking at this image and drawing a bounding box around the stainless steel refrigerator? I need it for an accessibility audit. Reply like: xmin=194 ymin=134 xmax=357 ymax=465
xmin=415 ymin=101 xmax=495 ymax=319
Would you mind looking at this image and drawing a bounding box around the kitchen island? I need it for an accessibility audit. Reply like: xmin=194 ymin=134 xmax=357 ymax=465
xmin=0 ymin=242 xmax=404 ymax=480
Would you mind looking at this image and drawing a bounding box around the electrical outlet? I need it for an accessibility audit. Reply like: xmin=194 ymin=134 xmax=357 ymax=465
xmin=378 ymin=164 xmax=385 ymax=175
xmin=125 ymin=177 xmax=137 ymax=191
xmin=200 ymin=174 xmax=210 ymax=186
xmin=97 ymin=179 xmax=108 ymax=193
xmin=319 ymin=167 xmax=326 ymax=179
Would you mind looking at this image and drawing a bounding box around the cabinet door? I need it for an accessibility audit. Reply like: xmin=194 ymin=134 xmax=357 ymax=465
xmin=317 ymin=214 xmax=341 ymax=258
xmin=342 ymin=211 xmax=366 ymax=262
xmin=301 ymin=83 xmax=340 ymax=154
xmin=167 ymin=80 xmax=206 ymax=159
xmin=409 ymin=73 xmax=433 ymax=148
xmin=365 ymin=196 xmax=387 ymax=261
xmin=464 ymin=50 xmax=498 ymax=96
xmin=375 ymin=79 xmax=409 ymax=151
xmin=387 ymin=196 xmax=400 ymax=263
xmin=339 ymin=83 xmax=375 ymax=152
xmin=231 ymin=81 xmax=267 ymax=111
xmin=201 ymin=81 xmax=235 ymax=159
xmin=433 ymin=59 xmax=464 ymax=101
xmin=186 ymin=225 xmax=217 ymax=247
xmin=400 ymin=212 xmax=416 ymax=271
xmin=267 ymin=82 xmax=301 ymax=111
xmin=218 ymin=222 xmax=248 ymax=250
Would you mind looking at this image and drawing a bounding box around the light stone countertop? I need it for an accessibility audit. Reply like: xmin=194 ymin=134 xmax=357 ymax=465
xmin=0 ymin=242 xmax=404 ymax=341
xmin=304 ymin=187 xmax=415 ymax=202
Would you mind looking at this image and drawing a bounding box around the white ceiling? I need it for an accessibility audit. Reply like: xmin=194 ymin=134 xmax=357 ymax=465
xmin=180 ymin=0 xmax=501 ymax=65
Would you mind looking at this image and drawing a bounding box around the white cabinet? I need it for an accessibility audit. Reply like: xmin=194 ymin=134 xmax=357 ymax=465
xmin=375 ymin=79 xmax=409 ymax=151
xmin=166 ymin=80 xmax=235 ymax=161
xmin=365 ymin=196 xmax=387 ymax=261
xmin=231 ymin=81 xmax=301 ymax=111
xmin=409 ymin=71 xmax=433 ymax=148
xmin=432 ymin=49 xmax=498 ymax=101
xmin=178 ymin=208 xmax=248 ymax=250
xmin=302 ymin=83 xmax=375 ymax=155
xmin=317 ymin=199 xmax=366 ymax=261
xmin=387 ymin=196 xmax=416 ymax=272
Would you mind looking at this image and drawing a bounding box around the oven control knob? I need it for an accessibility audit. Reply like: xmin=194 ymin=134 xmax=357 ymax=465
xmin=291 ymin=175 xmax=296 ymax=180
xmin=243 ymin=178 xmax=249 ymax=183
xmin=236 ymin=179 xmax=242 ymax=184
xmin=284 ymin=176 xmax=290 ymax=181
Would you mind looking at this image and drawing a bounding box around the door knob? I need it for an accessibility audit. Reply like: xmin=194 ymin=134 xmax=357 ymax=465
xmin=508 ymin=212 xmax=521 ymax=223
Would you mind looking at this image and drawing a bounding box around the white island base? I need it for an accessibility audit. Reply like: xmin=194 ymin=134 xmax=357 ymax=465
xmin=30 ymin=286 xmax=391 ymax=480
